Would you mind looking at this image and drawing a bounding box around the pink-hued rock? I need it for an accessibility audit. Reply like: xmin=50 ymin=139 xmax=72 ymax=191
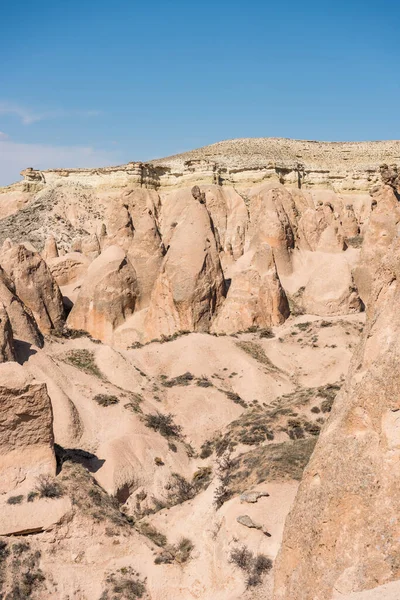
xmin=67 ymin=245 xmax=139 ymax=343
xmin=143 ymin=191 xmax=225 ymax=340
xmin=212 ymin=244 xmax=289 ymax=334
xmin=0 ymin=244 xmax=65 ymax=334
xmin=0 ymin=363 xmax=56 ymax=493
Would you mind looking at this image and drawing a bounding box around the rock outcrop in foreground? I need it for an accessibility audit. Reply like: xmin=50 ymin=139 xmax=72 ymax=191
xmin=0 ymin=138 xmax=399 ymax=600
xmin=273 ymin=184 xmax=400 ymax=599
xmin=0 ymin=363 xmax=55 ymax=493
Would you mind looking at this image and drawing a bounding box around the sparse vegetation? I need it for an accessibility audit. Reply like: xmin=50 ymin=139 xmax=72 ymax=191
xmin=36 ymin=475 xmax=64 ymax=499
xmin=235 ymin=341 xmax=279 ymax=371
xmin=346 ymin=235 xmax=364 ymax=248
xmin=161 ymin=372 xmax=194 ymax=387
xmin=7 ymin=495 xmax=24 ymax=505
xmin=200 ymin=439 xmax=214 ymax=459
xmin=259 ymin=327 xmax=274 ymax=338
xmin=137 ymin=521 xmax=167 ymax=547
xmin=229 ymin=545 xmax=272 ymax=587
xmin=143 ymin=411 xmax=182 ymax=439
xmin=62 ymin=349 xmax=103 ymax=378
xmin=94 ymin=393 xmax=119 ymax=407
xmin=287 ymin=286 xmax=305 ymax=316
xmin=101 ymin=567 xmax=147 ymax=599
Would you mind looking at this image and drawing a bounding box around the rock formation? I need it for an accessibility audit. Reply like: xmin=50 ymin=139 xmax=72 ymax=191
xmin=143 ymin=189 xmax=226 ymax=340
xmin=273 ymin=200 xmax=400 ymax=600
xmin=67 ymin=245 xmax=139 ymax=343
xmin=0 ymin=363 xmax=55 ymax=493
xmin=212 ymin=243 xmax=289 ymax=334
xmin=0 ymin=243 xmax=65 ymax=334
xmin=0 ymin=138 xmax=399 ymax=600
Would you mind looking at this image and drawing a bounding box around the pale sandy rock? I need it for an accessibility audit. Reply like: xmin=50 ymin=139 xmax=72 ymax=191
xmin=212 ymin=244 xmax=289 ymax=334
xmin=236 ymin=514 xmax=262 ymax=529
xmin=247 ymin=185 xmax=295 ymax=276
xmin=341 ymin=204 xmax=360 ymax=238
xmin=273 ymin=234 xmax=400 ymax=600
xmin=240 ymin=490 xmax=270 ymax=503
xmin=202 ymin=185 xmax=248 ymax=260
xmin=67 ymin=245 xmax=139 ymax=343
xmin=0 ymin=496 xmax=71 ymax=536
xmin=81 ymin=232 xmax=100 ymax=259
xmin=0 ymin=363 xmax=56 ymax=493
xmin=302 ymin=254 xmax=362 ymax=316
xmin=144 ymin=192 xmax=225 ymax=340
xmin=122 ymin=188 xmax=165 ymax=308
xmin=47 ymin=252 xmax=90 ymax=287
xmin=297 ymin=205 xmax=328 ymax=251
xmin=354 ymin=185 xmax=400 ymax=306
xmin=42 ymin=234 xmax=59 ymax=260
xmin=0 ymin=266 xmax=42 ymax=347
xmin=316 ymin=220 xmax=347 ymax=253
xmin=0 ymin=303 xmax=15 ymax=362
xmin=0 ymin=244 xmax=65 ymax=334
xmin=1 ymin=238 xmax=13 ymax=252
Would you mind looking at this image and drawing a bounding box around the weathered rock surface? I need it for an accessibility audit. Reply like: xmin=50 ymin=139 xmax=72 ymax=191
xmin=0 ymin=303 xmax=15 ymax=362
xmin=0 ymin=266 xmax=43 ymax=347
xmin=0 ymin=363 xmax=56 ymax=493
xmin=0 ymin=244 xmax=65 ymax=334
xmin=212 ymin=243 xmax=289 ymax=334
xmin=302 ymin=254 xmax=362 ymax=316
xmin=144 ymin=190 xmax=225 ymax=340
xmin=273 ymin=213 xmax=400 ymax=599
xmin=67 ymin=245 xmax=139 ymax=343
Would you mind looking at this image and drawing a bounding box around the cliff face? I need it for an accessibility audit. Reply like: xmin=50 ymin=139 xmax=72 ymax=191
xmin=273 ymin=184 xmax=400 ymax=600
xmin=11 ymin=137 xmax=400 ymax=192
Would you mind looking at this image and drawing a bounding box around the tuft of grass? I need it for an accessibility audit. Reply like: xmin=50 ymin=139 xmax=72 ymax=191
xmin=230 ymin=546 xmax=272 ymax=588
xmin=259 ymin=327 xmax=274 ymax=338
xmin=36 ymin=475 xmax=64 ymax=499
xmin=143 ymin=412 xmax=182 ymax=439
xmin=62 ymin=349 xmax=103 ymax=378
xmin=7 ymin=495 xmax=24 ymax=505
xmin=161 ymin=372 xmax=194 ymax=387
xmin=137 ymin=521 xmax=167 ymax=547
xmin=235 ymin=341 xmax=279 ymax=371
xmin=102 ymin=567 xmax=147 ymax=599
xmin=94 ymin=394 xmax=119 ymax=407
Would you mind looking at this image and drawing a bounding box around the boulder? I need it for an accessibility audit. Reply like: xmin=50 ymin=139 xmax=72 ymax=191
xmin=67 ymin=245 xmax=139 ymax=343
xmin=0 ymin=363 xmax=56 ymax=493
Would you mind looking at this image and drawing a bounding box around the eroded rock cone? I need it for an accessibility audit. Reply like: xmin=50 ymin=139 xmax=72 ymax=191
xmin=0 ymin=244 xmax=65 ymax=335
xmin=144 ymin=192 xmax=225 ymax=340
xmin=0 ymin=363 xmax=56 ymax=493
xmin=42 ymin=234 xmax=59 ymax=260
xmin=0 ymin=266 xmax=42 ymax=348
xmin=211 ymin=243 xmax=289 ymax=334
xmin=67 ymin=245 xmax=139 ymax=343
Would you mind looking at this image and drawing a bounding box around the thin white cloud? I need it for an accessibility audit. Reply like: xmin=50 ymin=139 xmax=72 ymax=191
xmin=0 ymin=139 xmax=120 ymax=186
xmin=0 ymin=102 xmax=102 ymax=125
xmin=0 ymin=131 xmax=9 ymax=139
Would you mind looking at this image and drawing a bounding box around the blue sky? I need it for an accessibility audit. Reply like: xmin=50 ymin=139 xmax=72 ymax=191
xmin=1 ymin=0 xmax=399 ymax=185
